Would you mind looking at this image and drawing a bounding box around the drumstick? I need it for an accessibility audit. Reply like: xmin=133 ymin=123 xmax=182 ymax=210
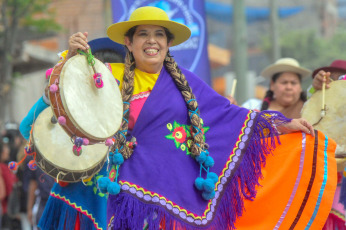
xmin=321 ymin=75 xmax=326 ymax=117
xmin=231 ymin=79 xmax=237 ymax=98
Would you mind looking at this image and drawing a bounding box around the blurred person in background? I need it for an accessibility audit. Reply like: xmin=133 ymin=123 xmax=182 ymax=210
xmin=309 ymin=60 xmax=346 ymax=230
xmin=0 ymin=140 xmax=7 ymax=227
xmin=2 ymin=123 xmax=24 ymax=163
xmin=3 ymin=123 xmax=31 ymax=230
xmin=243 ymin=58 xmax=311 ymax=119
xmin=26 ymin=159 xmax=54 ymax=230
xmin=0 ymin=136 xmax=19 ymax=230
xmin=307 ymin=59 xmax=346 ymax=96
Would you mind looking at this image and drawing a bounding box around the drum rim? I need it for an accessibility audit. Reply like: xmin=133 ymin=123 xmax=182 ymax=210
xmin=35 ymin=148 xmax=107 ymax=182
xmin=49 ymin=55 xmax=123 ymax=142
xmin=32 ymin=108 xmax=109 ymax=182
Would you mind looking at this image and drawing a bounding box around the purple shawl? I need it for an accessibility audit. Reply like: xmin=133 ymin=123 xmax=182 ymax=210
xmin=107 ymin=66 xmax=289 ymax=229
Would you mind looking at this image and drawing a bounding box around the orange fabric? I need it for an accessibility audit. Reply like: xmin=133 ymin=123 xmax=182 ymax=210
xmin=235 ymin=131 xmax=337 ymax=230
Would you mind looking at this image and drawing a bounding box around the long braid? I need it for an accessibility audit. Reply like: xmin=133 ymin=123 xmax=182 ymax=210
xmin=300 ymin=91 xmax=307 ymax=102
xmin=260 ymin=89 xmax=274 ymax=111
xmin=112 ymin=51 xmax=136 ymax=159
xmin=164 ymin=52 xmax=205 ymax=156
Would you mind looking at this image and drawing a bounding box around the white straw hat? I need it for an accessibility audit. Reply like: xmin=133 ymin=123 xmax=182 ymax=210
xmin=261 ymin=58 xmax=312 ymax=79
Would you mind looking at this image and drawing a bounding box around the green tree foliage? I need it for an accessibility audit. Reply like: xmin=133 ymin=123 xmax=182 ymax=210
xmin=0 ymin=0 xmax=61 ymax=123
xmin=262 ymin=29 xmax=346 ymax=71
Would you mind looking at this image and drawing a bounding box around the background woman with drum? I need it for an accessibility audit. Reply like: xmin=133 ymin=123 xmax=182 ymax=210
xmin=308 ymin=59 xmax=346 ymax=93
xmin=23 ymin=6 xmax=336 ymax=230
xmin=304 ymin=60 xmax=346 ymax=230
xmin=259 ymin=58 xmax=311 ymax=119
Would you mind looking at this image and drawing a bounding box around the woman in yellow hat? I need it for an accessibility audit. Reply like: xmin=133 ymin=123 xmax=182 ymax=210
xmin=41 ymin=6 xmax=335 ymax=230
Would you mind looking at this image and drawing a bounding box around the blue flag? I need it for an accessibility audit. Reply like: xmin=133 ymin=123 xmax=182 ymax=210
xmin=110 ymin=0 xmax=211 ymax=85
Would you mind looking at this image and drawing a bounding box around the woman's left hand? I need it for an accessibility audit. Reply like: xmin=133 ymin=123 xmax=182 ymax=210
xmin=277 ymin=118 xmax=315 ymax=137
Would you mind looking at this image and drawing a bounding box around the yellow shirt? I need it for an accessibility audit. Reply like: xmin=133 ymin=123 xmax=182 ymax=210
xmin=108 ymin=63 xmax=159 ymax=130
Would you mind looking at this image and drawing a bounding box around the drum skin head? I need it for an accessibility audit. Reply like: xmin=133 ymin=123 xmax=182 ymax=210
xmin=301 ymin=81 xmax=346 ymax=155
xmin=59 ymin=55 xmax=123 ymax=140
xmin=33 ymin=108 xmax=108 ymax=182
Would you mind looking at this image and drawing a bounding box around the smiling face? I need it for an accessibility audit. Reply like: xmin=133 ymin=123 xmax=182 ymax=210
xmin=124 ymin=25 xmax=173 ymax=74
xmin=270 ymin=72 xmax=302 ymax=107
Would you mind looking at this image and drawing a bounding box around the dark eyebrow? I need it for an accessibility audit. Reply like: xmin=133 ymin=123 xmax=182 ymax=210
xmin=136 ymin=29 xmax=165 ymax=33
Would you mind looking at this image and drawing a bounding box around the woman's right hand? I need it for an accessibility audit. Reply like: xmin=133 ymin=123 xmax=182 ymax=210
xmin=66 ymin=32 xmax=90 ymax=59
xmin=226 ymin=94 xmax=238 ymax=106
xmin=312 ymin=70 xmax=331 ymax=90
xmin=277 ymin=118 xmax=315 ymax=137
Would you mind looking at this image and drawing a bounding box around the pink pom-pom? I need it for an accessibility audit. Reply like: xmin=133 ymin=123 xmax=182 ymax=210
xmin=8 ymin=161 xmax=18 ymax=171
xmin=83 ymin=138 xmax=89 ymax=146
xmin=73 ymin=145 xmax=82 ymax=156
xmin=28 ymin=160 xmax=37 ymax=171
xmin=93 ymin=73 xmax=104 ymax=88
xmin=45 ymin=68 xmax=53 ymax=80
xmin=50 ymin=84 xmax=58 ymax=93
xmin=105 ymin=138 xmax=114 ymax=146
xmin=58 ymin=116 xmax=66 ymax=125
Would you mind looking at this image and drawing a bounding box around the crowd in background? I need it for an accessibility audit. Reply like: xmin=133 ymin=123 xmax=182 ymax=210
xmin=0 ymin=122 xmax=50 ymax=230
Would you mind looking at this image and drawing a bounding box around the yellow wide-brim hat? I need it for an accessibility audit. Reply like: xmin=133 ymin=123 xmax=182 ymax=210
xmin=261 ymin=58 xmax=312 ymax=80
xmin=107 ymin=6 xmax=191 ymax=47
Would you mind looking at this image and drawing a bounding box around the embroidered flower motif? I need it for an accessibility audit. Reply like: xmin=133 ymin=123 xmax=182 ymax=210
xmin=180 ymin=144 xmax=187 ymax=151
xmin=109 ymin=167 xmax=117 ymax=182
xmin=165 ymin=121 xmax=210 ymax=156
xmin=167 ymin=123 xmax=173 ymax=131
xmin=172 ymin=127 xmax=187 ymax=143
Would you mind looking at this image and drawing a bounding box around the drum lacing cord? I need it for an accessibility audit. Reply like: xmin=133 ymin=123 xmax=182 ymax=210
xmin=56 ymin=171 xmax=67 ymax=184
xmin=78 ymin=49 xmax=96 ymax=67
xmin=78 ymin=49 xmax=104 ymax=88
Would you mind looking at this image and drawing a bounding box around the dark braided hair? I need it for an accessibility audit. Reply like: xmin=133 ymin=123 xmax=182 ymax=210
xmin=260 ymin=72 xmax=307 ymax=111
xmin=111 ymin=49 xmax=136 ymax=159
xmin=93 ymin=49 xmax=124 ymax=63
xmin=164 ymin=52 xmax=206 ymax=156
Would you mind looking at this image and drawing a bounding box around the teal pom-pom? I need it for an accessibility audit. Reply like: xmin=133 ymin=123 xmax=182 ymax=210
xmin=207 ymin=172 xmax=218 ymax=184
xmin=204 ymin=156 xmax=215 ymax=167
xmin=202 ymin=190 xmax=216 ymax=200
xmin=194 ymin=177 xmax=205 ymax=191
xmin=112 ymin=152 xmax=124 ymax=165
xmin=203 ymin=178 xmax=215 ymax=192
xmin=195 ymin=151 xmax=207 ymax=164
xmin=97 ymin=177 xmax=110 ymax=193
xmin=107 ymin=181 xmax=121 ymax=195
